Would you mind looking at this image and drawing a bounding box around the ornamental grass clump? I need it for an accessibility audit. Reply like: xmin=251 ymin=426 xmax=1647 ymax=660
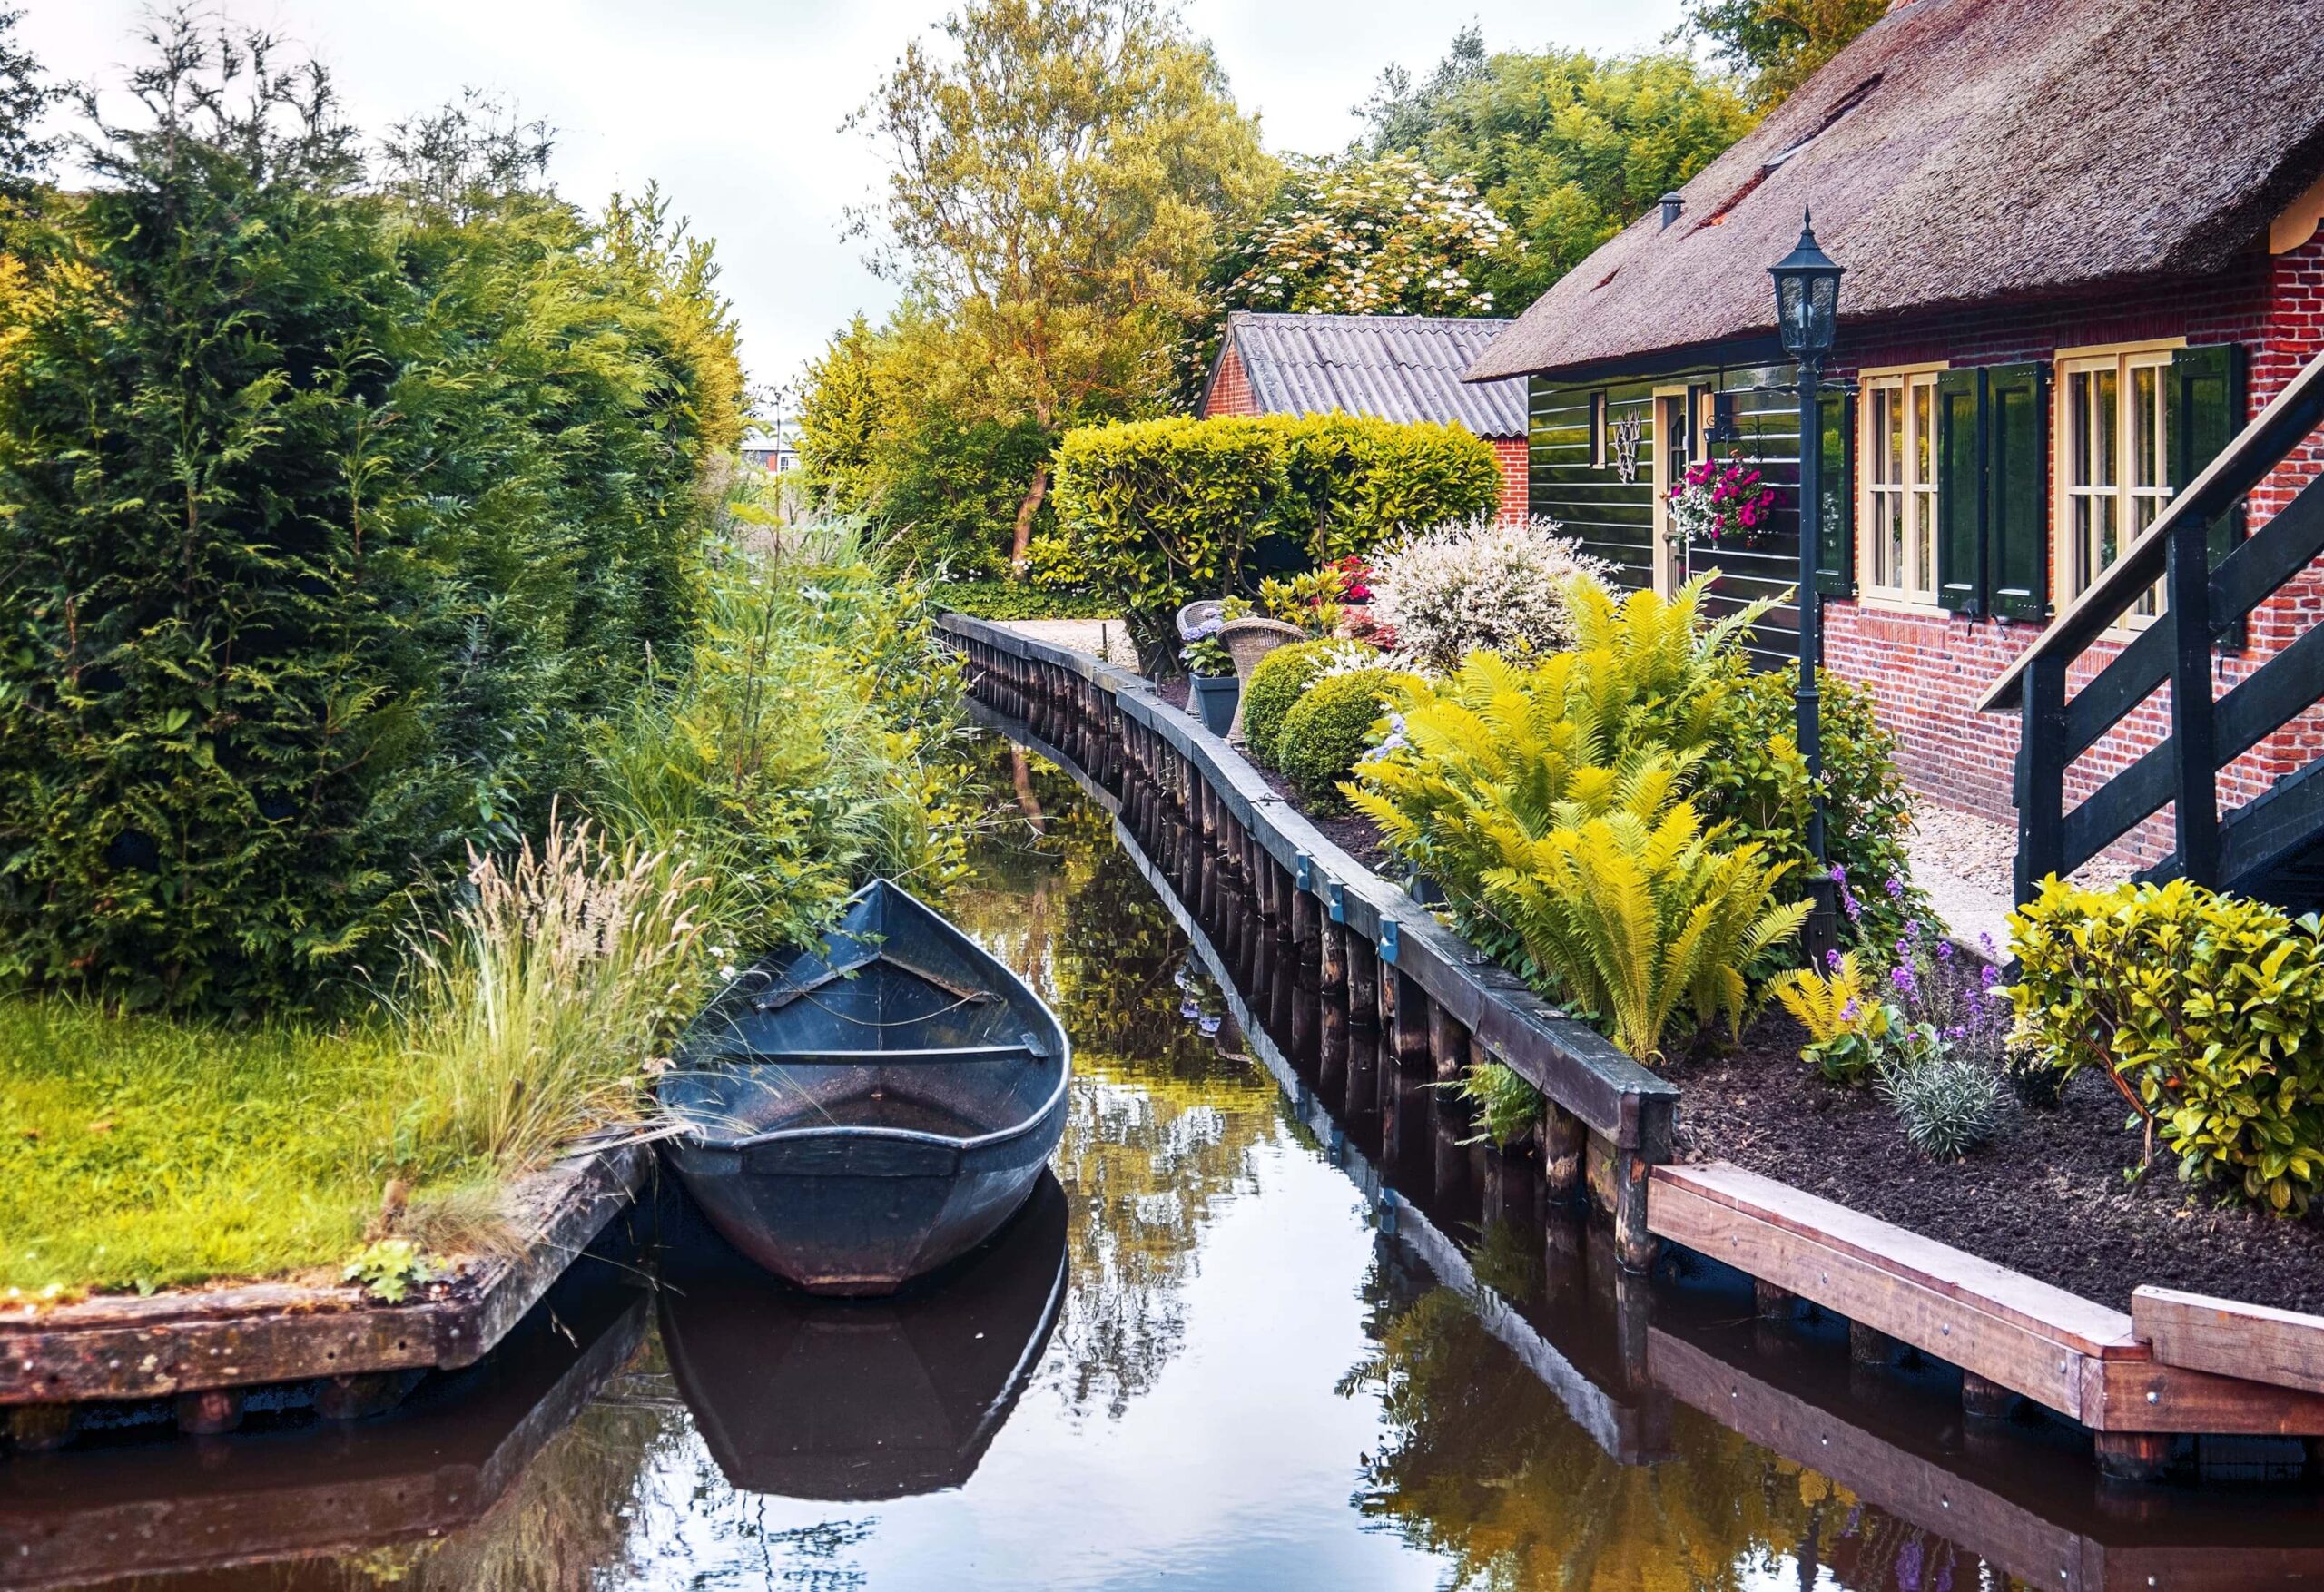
xmin=2011 ymin=878 xmax=2324 ymax=1213
xmin=400 ymin=817 xmax=711 ymax=1178
xmin=1368 ymin=515 xmax=1613 ymax=673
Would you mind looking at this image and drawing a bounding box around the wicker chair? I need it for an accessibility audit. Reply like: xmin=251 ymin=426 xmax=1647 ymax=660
xmin=1216 ymin=616 xmax=1305 ymax=742
xmin=1176 ymin=599 xmax=1226 ymax=641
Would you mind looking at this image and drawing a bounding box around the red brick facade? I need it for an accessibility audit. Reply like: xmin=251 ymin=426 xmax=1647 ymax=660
xmin=1199 ymin=348 xmax=1531 ymax=526
xmin=1813 ymin=232 xmax=2324 ymax=862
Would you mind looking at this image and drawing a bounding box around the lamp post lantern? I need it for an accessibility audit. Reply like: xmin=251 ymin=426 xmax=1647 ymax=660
xmin=1770 ymin=209 xmax=1845 ymax=958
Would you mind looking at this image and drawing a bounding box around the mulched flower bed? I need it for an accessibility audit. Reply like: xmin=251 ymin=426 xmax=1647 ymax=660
xmin=1142 ymin=663 xmax=2324 ymax=1320
xmin=1670 ymin=1015 xmax=2324 ymax=1317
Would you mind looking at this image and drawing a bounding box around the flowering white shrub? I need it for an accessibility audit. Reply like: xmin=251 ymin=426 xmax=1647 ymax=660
xmin=1228 ymin=152 xmax=1514 ymax=318
xmin=1368 ymin=516 xmax=1614 ymax=673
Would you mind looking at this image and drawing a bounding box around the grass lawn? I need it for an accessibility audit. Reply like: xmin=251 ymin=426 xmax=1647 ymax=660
xmin=0 ymin=999 xmax=492 ymax=1298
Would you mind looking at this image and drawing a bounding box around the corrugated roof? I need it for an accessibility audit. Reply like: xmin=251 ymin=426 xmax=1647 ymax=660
xmin=1469 ymin=0 xmax=2324 ymax=382
xmin=1220 ymin=312 xmax=1526 ymax=437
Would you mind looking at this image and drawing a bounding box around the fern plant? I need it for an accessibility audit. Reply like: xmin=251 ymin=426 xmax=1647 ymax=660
xmin=1768 ymin=952 xmax=1898 ymax=1086
xmin=1478 ymin=781 xmax=1808 ymax=1062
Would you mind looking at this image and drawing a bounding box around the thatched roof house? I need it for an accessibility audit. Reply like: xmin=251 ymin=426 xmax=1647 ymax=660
xmin=1468 ymin=0 xmax=2324 ymax=852
xmin=1470 ymin=0 xmax=2324 ymax=383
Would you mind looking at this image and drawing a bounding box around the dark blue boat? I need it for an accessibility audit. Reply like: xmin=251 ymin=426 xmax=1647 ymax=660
xmin=658 ymin=880 xmax=1070 ymax=1295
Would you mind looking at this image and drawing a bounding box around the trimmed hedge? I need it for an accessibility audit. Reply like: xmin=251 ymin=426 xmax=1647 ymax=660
xmin=1277 ymin=668 xmax=1411 ymax=811
xmin=1240 ymin=640 xmax=1353 ymax=769
xmin=1053 ymin=414 xmax=1499 ymax=669
xmin=934 ymin=578 xmax=1116 ymax=621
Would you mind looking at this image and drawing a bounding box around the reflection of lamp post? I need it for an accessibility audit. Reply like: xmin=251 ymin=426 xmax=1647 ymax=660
xmin=1769 ymin=210 xmax=1844 ymax=957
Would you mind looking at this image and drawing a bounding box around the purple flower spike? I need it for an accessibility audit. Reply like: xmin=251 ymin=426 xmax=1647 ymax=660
xmin=1885 ymin=875 xmax=1906 ymax=900
xmin=1825 ymin=948 xmax=1843 ymax=971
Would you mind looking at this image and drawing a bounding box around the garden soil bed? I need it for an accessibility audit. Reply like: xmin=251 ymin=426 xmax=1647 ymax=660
xmin=1670 ymin=1019 xmax=2324 ymax=1318
xmin=1132 ymin=659 xmax=2324 ymax=1323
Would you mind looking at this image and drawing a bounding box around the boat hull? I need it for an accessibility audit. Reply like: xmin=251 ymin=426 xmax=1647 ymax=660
xmin=665 ymin=1089 xmax=1067 ymax=1294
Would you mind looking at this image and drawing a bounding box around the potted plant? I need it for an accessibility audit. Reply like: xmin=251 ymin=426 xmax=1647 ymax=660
xmin=1180 ymin=627 xmax=1240 ymax=736
xmin=1668 ymin=453 xmax=1780 ymax=554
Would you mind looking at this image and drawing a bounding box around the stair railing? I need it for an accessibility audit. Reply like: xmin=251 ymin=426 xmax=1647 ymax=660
xmin=1978 ymin=348 xmax=2324 ymax=905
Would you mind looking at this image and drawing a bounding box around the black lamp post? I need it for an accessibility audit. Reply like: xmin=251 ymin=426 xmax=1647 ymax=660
xmin=1770 ymin=209 xmax=1845 ymax=958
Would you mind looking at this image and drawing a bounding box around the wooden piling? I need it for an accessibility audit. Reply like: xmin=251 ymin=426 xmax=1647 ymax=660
xmin=1753 ymin=1279 xmax=1797 ymax=1321
xmin=7 ymin=1403 xmax=75 ymax=1451
xmin=1612 ymin=1148 xmax=1656 ymax=1272
xmin=1320 ymin=919 xmax=1348 ymax=997
xmin=1346 ymin=934 xmax=1380 ymax=1027
xmin=2094 ymin=1430 xmax=2172 ymax=1483
xmin=1427 ymin=1003 xmax=1468 ymax=1085
xmin=1541 ymin=1103 xmax=1585 ymax=1200
xmin=1960 ymin=1371 xmax=2017 ymax=1420
xmin=1850 ymin=1321 xmax=1898 ymax=1367
xmin=314 ymin=1371 xmax=411 ymax=1422
xmin=174 ymin=1386 xmax=246 ymax=1436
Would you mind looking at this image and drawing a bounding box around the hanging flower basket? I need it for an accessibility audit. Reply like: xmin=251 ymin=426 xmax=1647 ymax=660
xmin=1668 ymin=454 xmax=1781 ymax=553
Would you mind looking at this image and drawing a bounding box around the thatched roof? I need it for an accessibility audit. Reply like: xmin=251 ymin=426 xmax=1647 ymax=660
xmin=1215 ymin=312 xmax=1526 ymax=437
xmin=1469 ymin=0 xmax=2324 ymax=382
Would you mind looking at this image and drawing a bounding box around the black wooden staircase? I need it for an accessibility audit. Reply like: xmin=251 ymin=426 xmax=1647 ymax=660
xmin=1981 ymin=349 xmax=2324 ymax=914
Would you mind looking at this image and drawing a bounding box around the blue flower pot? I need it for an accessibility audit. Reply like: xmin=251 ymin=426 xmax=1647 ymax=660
xmin=1188 ymin=673 xmax=1239 ymax=737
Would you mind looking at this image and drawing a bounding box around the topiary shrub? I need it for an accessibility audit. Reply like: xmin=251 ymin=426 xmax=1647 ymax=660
xmin=1239 ymin=639 xmax=1364 ymax=768
xmin=1275 ymin=667 xmax=1410 ymax=811
xmin=2011 ymin=877 xmax=2324 ymax=1213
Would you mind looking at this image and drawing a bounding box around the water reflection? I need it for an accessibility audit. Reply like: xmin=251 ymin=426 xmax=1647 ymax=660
xmin=17 ymin=729 xmax=2324 ymax=1590
xmin=659 ymin=1174 xmax=1068 ymax=1500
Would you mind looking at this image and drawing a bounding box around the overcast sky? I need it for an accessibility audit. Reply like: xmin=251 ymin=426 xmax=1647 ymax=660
xmin=21 ymin=1 xmax=1691 ymax=407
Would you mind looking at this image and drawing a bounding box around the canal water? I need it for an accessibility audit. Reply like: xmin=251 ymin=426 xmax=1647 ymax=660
xmin=8 ymin=732 xmax=2320 ymax=1591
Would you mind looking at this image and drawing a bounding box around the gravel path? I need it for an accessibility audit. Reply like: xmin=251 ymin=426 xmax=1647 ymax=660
xmin=991 ymin=618 xmax=1137 ymax=669
xmin=1904 ymin=798 xmax=2142 ymax=956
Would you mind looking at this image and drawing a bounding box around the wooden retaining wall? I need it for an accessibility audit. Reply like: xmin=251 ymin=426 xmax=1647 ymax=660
xmin=940 ymin=612 xmax=1679 ymax=1265
xmin=0 ymin=1139 xmax=646 ymax=1449
xmin=944 ymin=608 xmax=2324 ymax=1484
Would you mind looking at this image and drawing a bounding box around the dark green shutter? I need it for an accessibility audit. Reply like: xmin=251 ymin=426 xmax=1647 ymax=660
xmin=2170 ymin=343 xmax=2248 ymax=647
xmin=1813 ymin=387 xmax=1855 ymax=595
xmin=1984 ymin=362 xmax=2049 ymax=622
xmin=1935 ymin=369 xmax=1985 ymax=614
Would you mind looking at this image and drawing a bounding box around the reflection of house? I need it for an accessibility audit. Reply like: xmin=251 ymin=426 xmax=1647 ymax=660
xmin=1469 ymin=0 xmax=2324 ymax=875
xmin=1197 ymin=311 xmax=1529 ymax=523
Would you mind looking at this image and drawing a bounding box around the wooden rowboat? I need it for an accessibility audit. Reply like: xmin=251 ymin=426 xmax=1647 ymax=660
xmin=657 ymin=880 xmax=1070 ymax=1296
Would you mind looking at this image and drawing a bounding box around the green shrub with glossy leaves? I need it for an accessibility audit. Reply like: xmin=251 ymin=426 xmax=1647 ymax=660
xmin=1052 ymin=413 xmax=1497 ymax=669
xmin=2011 ymin=877 xmax=2324 ymax=1213
xmin=1276 ymin=666 xmax=1413 ymax=811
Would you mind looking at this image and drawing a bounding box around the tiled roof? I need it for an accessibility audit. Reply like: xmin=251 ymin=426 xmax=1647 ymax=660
xmin=1221 ymin=311 xmax=1526 ymax=437
xmin=1471 ymin=0 xmax=2324 ymax=381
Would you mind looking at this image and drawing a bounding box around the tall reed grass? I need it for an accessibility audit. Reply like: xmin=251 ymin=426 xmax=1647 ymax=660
xmin=400 ymin=817 xmax=709 ymax=1177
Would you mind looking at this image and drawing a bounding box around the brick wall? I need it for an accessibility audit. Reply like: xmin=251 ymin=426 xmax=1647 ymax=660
xmin=1493 ymin=437 xmax=1530 ymax=525
xmin=1200 ymin=345 xmax=1256 ymax=418
xmin=1817 ymin=233 xmax=2324 ymax=868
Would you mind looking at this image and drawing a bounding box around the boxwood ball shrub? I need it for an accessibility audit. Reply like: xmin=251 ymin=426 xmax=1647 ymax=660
xmin=2011 ymin=878 xmax=2324 ymax=1213
xmin=1239 ymin=640 xmax=1363 ymax=768
xmin=1275 ymin=667 xmax=1412 ymax=811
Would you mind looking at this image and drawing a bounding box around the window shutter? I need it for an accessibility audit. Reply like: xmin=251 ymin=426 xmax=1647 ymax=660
xmin=2170 ymin=343 xmax=2248 ymax=645
xmin=1934 ymin=369 xmax=1985 ymax=614
xmin=1813 ymin=387 xmax=1855 ymax=595
xmin=1984 ymin=362 xmax=2049 ymax=622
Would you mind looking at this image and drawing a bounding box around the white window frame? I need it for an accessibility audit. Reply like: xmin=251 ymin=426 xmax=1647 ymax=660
xmin=2053 ymin=339 xmax=2182 ymax=632
xmin=1856 ymin=364 xmax=1946 ymax=611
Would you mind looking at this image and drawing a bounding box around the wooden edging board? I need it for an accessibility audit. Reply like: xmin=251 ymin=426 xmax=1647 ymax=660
xmin=936 ymin=611 xmax=1678 ymax=1156
xmin=2132 ymin=1284 xmax=2324 ymax=1398
xmin=1651 ymin=1160 xmax=2324 ymax=1436
xmin=0 ymin=1140 xmax=647 ymax=1410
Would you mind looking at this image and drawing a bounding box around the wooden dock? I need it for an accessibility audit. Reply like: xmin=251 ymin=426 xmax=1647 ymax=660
xmin=0 ymin=1139 xmax=647 ymax=1448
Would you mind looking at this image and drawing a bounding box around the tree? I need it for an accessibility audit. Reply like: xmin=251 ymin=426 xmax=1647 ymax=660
xmin=853 ymin=0 xmax=1275 ymax=566
xmin=1220 ymin=152 xmax=1512 ymax=318
xmin=1681 ymin=0 xmax=1886 ymax=108
xmin=0 ymin=5 xmax=57 ymax=205
xmin=1361 ymin=39 xmax=1756 ymax=310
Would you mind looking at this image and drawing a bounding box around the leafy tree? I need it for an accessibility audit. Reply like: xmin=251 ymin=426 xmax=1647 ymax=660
xmin=1360 ymin=35 xmax=1756 ymax=309
xmin=1220 ymin=151 xmax=1512 ymax=318
xmin=1681 ymin=0 xmax=1886 ymax=108
xmin=0 ymin=5 xmax=57 ymax=205
xmin=0 ymin=19 xmax=744 ymax=1013
xmin=852 ymin=0 xmax=1275 ymax=566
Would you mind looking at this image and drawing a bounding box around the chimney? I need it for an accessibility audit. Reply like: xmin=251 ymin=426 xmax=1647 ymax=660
xmin=1659 ymin=192 xmax=1684 ymax=230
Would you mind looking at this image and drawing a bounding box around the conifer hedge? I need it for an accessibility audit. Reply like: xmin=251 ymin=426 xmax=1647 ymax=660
xmin=0 ymin=29 xmax=744 ymax=1013
xmin=1052 ymin=413 xmax=1498 ymax=670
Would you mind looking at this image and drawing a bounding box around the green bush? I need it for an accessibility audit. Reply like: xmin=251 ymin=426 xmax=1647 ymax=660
xmin=1276 ymin=667 xmax=1411 ymax=810
xmin=1240 ymin=640 xmax=1362 ymax=768
xmin=1052 ymin=413 xmax=1498 ymax=668
xmin=934 ymin=579 xmax=1116 ymax=621
xmin=1698 ymin=664 xmax=1925 ymax=955
xmin=2011 ymin=878 xmax=2324 ymax=1213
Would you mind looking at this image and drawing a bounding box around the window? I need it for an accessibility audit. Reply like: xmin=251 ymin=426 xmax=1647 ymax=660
xmin=1858 ymin=369 xmax=1943 ymax=606
xmin=2057 ymin=346 xmax=2175 ymax=622
xmin=1590 ymin=391 xmax=1608 ymax=468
